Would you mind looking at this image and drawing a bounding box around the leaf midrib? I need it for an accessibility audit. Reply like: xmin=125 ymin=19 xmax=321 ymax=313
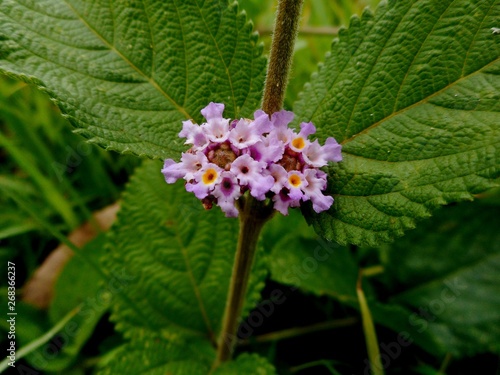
xmin=62 ymin=0 xmax=191 ymax=119
xmin=172 ymin=210 xmax=216 ymax=343
xmin=193 ymin=0 xmax=238 ymax=117
xmin=341 ymin=57 xmax=500 ymax=146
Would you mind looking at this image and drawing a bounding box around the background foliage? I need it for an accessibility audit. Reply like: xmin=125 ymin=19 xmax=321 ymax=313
xmin=0 ymin=0 xmax=498 ymax=374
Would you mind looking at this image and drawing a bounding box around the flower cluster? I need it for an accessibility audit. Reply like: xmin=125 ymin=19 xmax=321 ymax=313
xmin=162 ymin=103 xmax=342 ymax=217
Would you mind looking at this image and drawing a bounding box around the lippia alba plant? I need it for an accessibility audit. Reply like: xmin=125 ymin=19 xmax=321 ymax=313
xmin=0 ymin=0 xmax=498 ymax=374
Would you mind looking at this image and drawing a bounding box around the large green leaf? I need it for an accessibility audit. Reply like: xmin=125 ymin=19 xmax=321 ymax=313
xmin=271 ymin=200 xmax=500 ymax=357
xmin=97 ymin=334 xmax=214 ymax=374
xmin=105 ymin=160 xmax=266 ymax=343
xmin=213 ymin=353 xmax=277 ymax=374
xmin=296 ymin=0 xmax=500 ymax=246
xmin=381 ymin=201 xmax=500 ymax=356
xmin=97 ymin=331 xmax=276 ymax=374
xmin=0 ymin=0 xmax=266 ymax=159
xmin=269 ymin=236 xmax=360 ymax=304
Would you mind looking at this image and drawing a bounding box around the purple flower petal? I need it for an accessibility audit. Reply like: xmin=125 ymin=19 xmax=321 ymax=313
xmin=323 ymin=137 xmax=343 ymax=162
xmin=272 ymin=189 xmax=300 ymax=216
xmin=253 ymin=110 xmax=273 ymax=134
xmin=250 ymin=139 xmax=284 ymax=164
xmin=271 ymin=110 xmax=294 ymax=128
xmin=230 ymin=154 xmax=266 ymax=185
xmin=299 ymin=122 xmax=316 ymax=137
xmin=179 ymin=120 xmax=209 ymax=149
xmin=285 ymin=171 xmax=308 ymax=200
xmin=161 ymin=159 xmax=183 ymax=184
xmin=302 ymin=169 xmax=334 ymax=213
xmin=201 ymin=102 xmax=225 ymax=121
xmin=201 ymin=117 xmax=230 ymax=143
xmin=268 ymin=164 xmax=288 ymax=194
xmin=187 ymin=162 xmax=223 ymax=199
xmin=249 ymin=174 xmax=274 ymax=200
xmin=228 ymin=119 xmax=261 ymax=149
xmin=213 ymin=172 xmax=241 ymax=217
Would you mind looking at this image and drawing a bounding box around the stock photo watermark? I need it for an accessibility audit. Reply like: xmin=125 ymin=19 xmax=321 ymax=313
xmin=51 ymin=142 xmax=93 ymax=182
xmin=6 ymin=262 xmax=17 ymax=369
xmin=11 ymin=268 xmax=135 ymax=374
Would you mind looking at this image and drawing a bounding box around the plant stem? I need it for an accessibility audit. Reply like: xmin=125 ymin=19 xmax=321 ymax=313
xmin=213 ymin=0 xmax=304 ymax=367
xmin=258 ymin=25 xmax=339 ymax=37
xmin=357 ymin=270 xmax=385 ymax=375
xmin=239 ymin=317 xmax=358 ymax=345
xmin=214 ymin=198 xmax=272 ymax=366
xmin=262 ymin=0 xmax=305 ymax=114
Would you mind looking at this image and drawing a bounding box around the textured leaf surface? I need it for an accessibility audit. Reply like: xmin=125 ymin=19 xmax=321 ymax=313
xmin=0 ymin=0 xmax=266 ymax=158
xmin=272 ymin=200 xmax=500 ymax=357
xmin=296 ymin=0 xmax=500 ymax=246
xmin=270 ymin=236 xmax=359 ymax=304
xmin=105 ymin=160 xmax=265 ymax=342
xmin=214 ymin=353 xmax=277 ymax=374
xmin=97 ymin=334 xmax=214 ymax=375
xmin=381 ymin=201 xmax=500 ymax=356
xmin=97 ymin=331 xmax=276 ymax=374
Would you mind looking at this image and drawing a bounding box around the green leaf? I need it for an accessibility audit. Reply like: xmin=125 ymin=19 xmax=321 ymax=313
xmin=105 ymin=160 xmax=266 ymax=342
xmin=97 ymin=331 xmax=276 ymax=374
xmin=214 ymin=353 xmax=277 ymax=374
xmin=270 ymin=236 xmax=359 ymax=304
xmin=381 ymin=201 xmax=500 ymax=356
xmin=0 ymin=0 xmax=266 ymax=159
xmin=97 ymin=333 xmax=214 ymax=375
xmin=295 ymin=0 xmax=500 ymax=246
xmin=272 ymin=201 xmax=500 ymax=357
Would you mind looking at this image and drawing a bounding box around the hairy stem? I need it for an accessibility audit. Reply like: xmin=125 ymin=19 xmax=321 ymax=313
xmin=262 ymin=0 xmax=305 ymax=114
xmin=213 ymin=0 xmax=304 ymax=367
xmin=214 ymin=198 xmax=273 ymax=366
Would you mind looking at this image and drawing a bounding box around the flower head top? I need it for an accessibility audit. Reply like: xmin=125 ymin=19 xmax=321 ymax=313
xmin=162 ymin=103 xmax=342 ymax=217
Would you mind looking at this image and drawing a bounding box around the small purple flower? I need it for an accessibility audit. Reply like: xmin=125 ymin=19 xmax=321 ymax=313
xmin=250 ymin=138 xmax=284 ymax=164
xmin=212 ymin=172 xmax=241 ymax=217
xmin=161 ymin=102 xmax=342 ymax=217
xmin=200 ymin=103 xmax=230 ymax=143
xmin=302 ymin=169 xmax=334 ymax=213
xmin=179 ymin=120 xmax=208 ymax=149
xmin=272 ymin=188 xmax=300 ymax=216
xmin=252 ymin=110 xmax=273 ymax=134
xmin=271 ymin=109 xmax=294 ymax=128
xmin=289 ymin=122 xmax=316 ymax=153
xmin=201 ymin=102 xmax=225 ymax=121
xmin=302 ymin=137 xmax=342 ymax=167
xmin=229 ymin=119 xmax=262 ymax=149
xmin=231 ymin=154 xmax=274 ymax=200
xmin=268 ymin=164 xmax=288 ymax=194
xmin=285 ymin=170 xmax=308 ymax=201
xmin=186 ymin=162 xmax=222 ymax=199
xmin=162 ymin=152 xmax=208 ymax=183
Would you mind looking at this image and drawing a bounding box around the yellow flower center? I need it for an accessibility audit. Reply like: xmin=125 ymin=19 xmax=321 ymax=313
xmin=288 ymin=174 xmax=302 ymax=188
xmin=291 ymin=137 xmax=306 ymax=150
xmin=202 ymin=168 xmax=218 ymax=185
